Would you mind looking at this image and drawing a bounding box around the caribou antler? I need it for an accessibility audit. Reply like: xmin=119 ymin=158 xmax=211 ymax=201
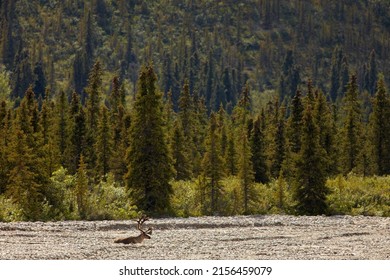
xmin=114 ymin=215 xmax=152 ymax=244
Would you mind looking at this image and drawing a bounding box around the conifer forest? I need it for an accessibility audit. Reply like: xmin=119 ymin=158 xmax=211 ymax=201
xmin=1 ymin=0 xmax=390 ymax=221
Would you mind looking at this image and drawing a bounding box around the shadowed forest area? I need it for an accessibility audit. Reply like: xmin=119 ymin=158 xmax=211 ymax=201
xmin=0 ymin=0 xmax=390 ymax=221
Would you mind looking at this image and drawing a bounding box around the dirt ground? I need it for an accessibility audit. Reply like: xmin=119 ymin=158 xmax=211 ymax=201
xmin=0 ymin=215 xmax=389 ymax=260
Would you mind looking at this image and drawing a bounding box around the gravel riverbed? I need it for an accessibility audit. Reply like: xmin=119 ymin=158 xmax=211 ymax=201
xmin=0 ymin=215 xmax=389 ymax=260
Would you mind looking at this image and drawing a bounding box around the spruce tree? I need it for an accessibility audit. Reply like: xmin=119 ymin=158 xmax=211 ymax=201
xmin=125 ymin=65 xmax=173 ymax=215
xmin=287 ymin=90 xmax=304 ymax=154
xmin=178 ymin=80 xmax=193 ymax=140
xmin=217 ymin=105 xmax=230 ymax=174
xmin=225 ymin=128 xmax=237 ymax=176
xmin=293 ymin=103 xmax=329 ymax=215
xmin=340 ymin=74 xmax=364 ymax=174
xmin=85 ymin=60 xmax=103 ymax=177
xmin=314 ymin=90 xmax=337 ymax=175
xmin=202 ymin=112 xmax=224 ymax=214
xmin=85 ymin=60 xmax=103 ymax=139
xmin=109 ymin=104 xmax=129 ymax=182
xmin=40 ymin=97 xmax=60 ymax=177
xmin=271 ymin=107 xmax=286 ymax=178
xmin=6 ymin=129 xmax=38 ymax=220
xmin=67 ymin=93 xmax=87 ymax=174
xmin=177 ymin=80 xmax=195 ymax=174
xmin=109 ymin=78 xmax=128 ymax=182
xmin=191 ymin=95 xmax=208 ymax=177
xmin=250 ymin=116 xmax=268 ymax=183
xmin=55 ymin=91 xmax=69 ymax=166
xmin=369 ymin=75 xmax=390 ymax=175
xmin=95 ymin=105 xmax=112 ymax=179
xmin=171 ymin=119 xmax=192 ymax=180
xmin=238 ymin=127 xmax=255 ymax=214
xmin=0 ymin=105 xmax=11 ymax=195
xmin=235 ymin=85 xmax=255 ymax=214
xmin=75 ymin=155 xmax=89 ymax=219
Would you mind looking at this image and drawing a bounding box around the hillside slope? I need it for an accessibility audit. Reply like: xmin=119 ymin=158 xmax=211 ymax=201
xmin=1 ymin=0 xmax=390 ymax=107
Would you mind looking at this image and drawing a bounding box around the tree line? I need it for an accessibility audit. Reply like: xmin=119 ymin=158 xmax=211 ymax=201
xmin=1 ymin=60 xmax=390 ymax=220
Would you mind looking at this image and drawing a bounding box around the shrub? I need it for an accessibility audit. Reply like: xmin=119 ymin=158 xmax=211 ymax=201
xmin=327 ymin=174 xmax=390 ymax=216
xmin=170 ymin=180 xmax=202 ymax=217
xmin=87 ymin=174 xmax=137 ymax=220
xmin=0 ymin=195 xmax=24 ymax=222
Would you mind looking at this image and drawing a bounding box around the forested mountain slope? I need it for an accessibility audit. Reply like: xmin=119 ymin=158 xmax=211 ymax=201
xmin=1 ymin=0 xmax=390 ymax=107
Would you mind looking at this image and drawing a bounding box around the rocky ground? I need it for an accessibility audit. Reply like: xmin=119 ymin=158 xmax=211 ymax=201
xmin=0 ymin=215 xmax=389 ymax=260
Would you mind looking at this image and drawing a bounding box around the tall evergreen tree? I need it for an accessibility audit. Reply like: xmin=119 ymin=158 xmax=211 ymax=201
xmin=178 ymin=80 xmax=194 ymax=140
xmin=110 ymin=104 xmax=129 ymax=182
xmin=225 ymin=127 xmax=237 ymax=176
xmin=0 ymin=102 xmax=10 ymax=195
xmin=171 ymin=119 xmax=192 ymax=180
xmin=109 ymin=77 xmax=128 ymax=182
xmin=6 ymin=128 xmax=42 ymax=220
xmin=250 ymin=116 xmax=268 ymax=183
xmin=40 ymin=97 xmax=60 ymax=178
xmin=369 ymin=75 xmax=390 ymax=175
xmin=67 ymin=93 xmax=87 ymax=174
xmin=55 ymin=91 xmax=69 ymax=166
xmin=95 ymin=105 xmax=112 ymax=179
xmin=85 ymin=60 xmax=103 ymax=176
xmin=235 ymin=84 xmax=255 ymax=214
xmin=238 ymin=124 xmax=255 ymax=214
xmin=125 ymin=65 xmax=173 ymax=215
xmin=75 ymin=155 xmax=89 ymax=219
xmin=340 ymin=74 xmax=364 ymax=174
xmin=286 ymin=90 xmax=304 ymax=154
xmin=202 ymin=112 xmax=224 ymax=214
xmin=191 ymin=95 xmax=208 ymax=177
xmin=269 ymin=102 xmax=286 ymax=179
xmin=293 ymin=103 xmax=328 ymax=215
xmin=314 ymin=90 xmax=337 ymax=175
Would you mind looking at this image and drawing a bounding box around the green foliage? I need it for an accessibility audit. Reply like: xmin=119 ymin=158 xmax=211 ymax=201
xmin=293 ymin=102 xmax=329 ymax=215
xmin=47 ymin=166 xmax=77 ymax=220
xmin=95 ymin=105 xmax=112 ymax=179
xmin=368 ymin=75 xmax=390 ymax=175
xmin=170 ymin=176 xmax=295 ymax=217
xmin=201 ymin=112 xmax=225 ymax=214
xmin=75 ymin=155 xmax=89 ymax=219
xmin=250 ymin=116 xmax=268 ymax=183
xmin=48 ymin=168 xmax=137 ymax=221
xmin=0 ymin=65 xmax=11 ymax=105
xmin=171 ymin=120 xmax=192 ymax=180
xmin=126 ymin=65 xmax=174 ymax=215
xmin=170 ymin=180 xmax=203 ymax=217
xmin=340 ymin=74 xmax=364 ymax=174
xmin=327 ymin=175 xmax=390 ymax=216
xmin=87 ymin=174 xmax=137 ymax=220
xmin=0 ymin=195 xmax=24 ymax=222
xmin=2 ymin=1 xmax=390 ymax=221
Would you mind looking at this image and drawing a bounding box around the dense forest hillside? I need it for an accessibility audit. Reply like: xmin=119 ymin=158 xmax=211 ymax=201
xmin=1 ymin=0 xmax=390 ymax=106
xmin=1 ymin=0 xmax=390 ymax=221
